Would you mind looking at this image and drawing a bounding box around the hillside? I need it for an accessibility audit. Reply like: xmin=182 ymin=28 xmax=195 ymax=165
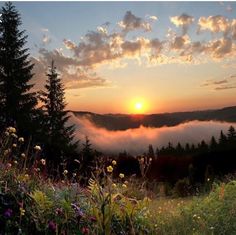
xmin=73 ymin=106 xmax=236 ymax=130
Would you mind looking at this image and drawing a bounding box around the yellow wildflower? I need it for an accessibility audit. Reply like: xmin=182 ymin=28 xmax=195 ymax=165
xmin=18 ymin=137 xmax=24 ymax=143
xmin=112 ymin=160 xmax=117 ymax=165
xmin=106 ymin=165 xmax=113 ymax=173
xmin=119 ymin=173 xmax=124 ymax=179
xmin=34 ymin=145 xmax=41 ymax=151
xmin=20 ymin=207 xmax=25 ymax=216
xmin=63 ymin=169 xmax=68 ymax=175
xmin=21 ymin=153 xmax=26 ymax=158
xmin=122 ymin=184 xmax=127 ymax=188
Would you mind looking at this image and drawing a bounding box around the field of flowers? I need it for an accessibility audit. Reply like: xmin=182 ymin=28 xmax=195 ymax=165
xmin=1 ymin=127 xmax=236 ymax=235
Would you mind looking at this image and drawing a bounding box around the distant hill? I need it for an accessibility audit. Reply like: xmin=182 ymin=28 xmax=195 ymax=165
xmin=72 ymin=106 xmax=236 ymax=130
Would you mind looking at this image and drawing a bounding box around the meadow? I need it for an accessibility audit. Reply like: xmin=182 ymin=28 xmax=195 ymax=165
xmin=1 ymin=127 xmax=236 ymax=235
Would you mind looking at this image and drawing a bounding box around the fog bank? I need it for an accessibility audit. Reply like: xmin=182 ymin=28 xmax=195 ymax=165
xmin=69 ymin=113 xmax=236 ymax=155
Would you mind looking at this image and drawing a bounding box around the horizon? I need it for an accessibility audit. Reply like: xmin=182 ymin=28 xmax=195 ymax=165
xmin=71 ymin=104 xmax=236 ymax=115
xmin=1 ymin=1 xmax=236 ymax=113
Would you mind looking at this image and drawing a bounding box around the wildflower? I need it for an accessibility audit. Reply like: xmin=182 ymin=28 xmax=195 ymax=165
xmin=90 ymin=216 xmax=97 ymax=222
xmin=193 ymin=214 xmax=197 ymax=218
xmin=13 ymin=160 xmax=18 ymax=164
xmin=34 ymin=145 xmax=41 ymax=151
xmin=124 ymin=180 xmax=128 ymax=184
xmin=6 ymin=163 xmax=12 ymax=168
xmin=5 ymin=131 xmax=9 ymax=136
xmin=40 ymin=158 xmax=46 ymax=166
xmin=18 ymin=137 xmax=24 ymax=143
xmin=12 ymin=143 xmax=17 ymax=148
xmin=71 ymin=203 xmax=84 ymax=218
xmin=72 ymin=173 xmax=77 ymax=177
xmin=63 ymin=169 xmax=68 ymax=175
xmin=48 ymin=221 xmax=57 ymax=232
xmin=112 ymin=183 xmax=117 ymax=188
xmin=210 ymin=226 xmax=214 ymax=230
xmin=4 ymin=208 xmax=13 ymax=218
xmin=24 ymin=174 xmax=29 ymax=180
xmin=82 ymin=227 xmax=90 ymax=234
xmin=112 ymin=160 xmax=117 ymax=165
xmin=149 ymin=158 xmax=152 ymax=161
xmin=55 ymin=208 xmax=63 ymax=215
xmin=4 ymin=149 xmax=9 ymax=156
xmin=34 ymin=168 xmax=40 ymax=172
xmin=119 ymin=173 xmax=125 ymax=179
xmin=106 ymin=165 xmax=113 ymax=173
xmin=122 ymin=183 xmax=127 ymax=188
xmin=207 ymin=178 xmax=210 ymax=182
xmin=21 ymin=153 xmax=26 ymax=158
xmin=7 ymin=127 xmax=16 ymax=133
xmin=19 ymin=207 xmax=25 ymax=216
xmin=11 ymin=133 xmax=18 ymax=138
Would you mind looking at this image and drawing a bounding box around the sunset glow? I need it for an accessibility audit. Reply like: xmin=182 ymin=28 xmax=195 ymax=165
xmin=5 ymin=1 xmax=236 ymax=114
xmin=135 ymin=102 xmax=143 ymax=111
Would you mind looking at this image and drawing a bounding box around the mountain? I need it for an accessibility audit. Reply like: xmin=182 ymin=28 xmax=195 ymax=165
xmin=72 ymin=106 xmax=236 ymax=130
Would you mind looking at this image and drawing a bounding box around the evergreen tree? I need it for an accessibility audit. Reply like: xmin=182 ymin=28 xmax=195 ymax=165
xmin=147 ymin=144 xmax=155 ymax=158
xmin=40 ymin=60 xmax=78 ymax=168
xmin=0 ymin=2 xmax=37 ymax=134
xmin=227 ymin=126 xmax=236 ymax=141
xmin=210 ymin=136 xmax=218 ymax=151
xmin=80 ymin=136 xmax=95 ymax=184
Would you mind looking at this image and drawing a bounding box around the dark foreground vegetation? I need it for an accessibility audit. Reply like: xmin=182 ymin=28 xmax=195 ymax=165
xmin=1 ymin=127 xmax=236 ymax=234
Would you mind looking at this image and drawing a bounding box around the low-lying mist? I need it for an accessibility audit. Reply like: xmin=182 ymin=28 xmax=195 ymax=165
xmin=69 ymin=113 xmax=236 ymax=155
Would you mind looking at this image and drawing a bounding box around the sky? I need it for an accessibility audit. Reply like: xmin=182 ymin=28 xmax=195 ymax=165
xmin=1 ymin=1 xmax=236 ymax=114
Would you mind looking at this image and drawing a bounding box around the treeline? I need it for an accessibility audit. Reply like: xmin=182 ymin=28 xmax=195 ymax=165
xmin=0 ymin=2 xmax=78 ymax=172
xmin=116 ymin=126 xmax=236 ymax=184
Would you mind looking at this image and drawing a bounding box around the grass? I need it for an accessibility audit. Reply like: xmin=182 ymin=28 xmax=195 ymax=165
xmin=1 ymin=127 xmax=236 ymax=234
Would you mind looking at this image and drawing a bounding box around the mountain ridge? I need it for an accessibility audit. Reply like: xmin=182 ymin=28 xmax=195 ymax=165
xmin=72 ymin=106 xmax=236 ymax=130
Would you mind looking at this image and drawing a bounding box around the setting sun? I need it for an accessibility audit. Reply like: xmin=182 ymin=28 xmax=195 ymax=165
xmin=135 ymin=102 xmax=143 ymax=110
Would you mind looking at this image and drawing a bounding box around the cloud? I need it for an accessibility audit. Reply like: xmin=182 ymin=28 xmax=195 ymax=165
xmin=201 ymin=74 xmax=236 ymax=90
xmin=170 ymin=14 xmax=194 ymax=34
xmin=215 ymin=84 xmax=236 ymax=90
xmin=42 ymin=34 xmax=51 ymax=45
xmin=202 ymin=79 xmax=228 ymax=87
xmin=148 ymin=15 xmax=158 ymax=21
xmin=69 ymin=114 xmax=236 ymax=154
xmin=41 ymin=28 xmax=49 ymax=32
xmin=118 ymin=11 xmax=152 ymax=33
xmin=63 ymin=39 xmax=77 ymax=50
xmin=170 ymin=35 xmax=190 ymax=50
xmin=198 ymin=15 xmax=231 ymax=36
xmin=31 ymin=48 xmax=109 ymax=91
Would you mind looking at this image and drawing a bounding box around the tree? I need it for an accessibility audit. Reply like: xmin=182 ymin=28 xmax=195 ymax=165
xmin=0 ymin=2 xmax=37 ymax=134
xmin=80 ymin=136 xmax=95 ymax=185
xmin=227 ymin=126 xmax=236 ymax=141
xmin=147 ymin=144 xmax=155 ymax=158
xmin=210 ymin=136 xmax=218 ymax=151
xmin=40 ymin=60 xmax=78 ymax=168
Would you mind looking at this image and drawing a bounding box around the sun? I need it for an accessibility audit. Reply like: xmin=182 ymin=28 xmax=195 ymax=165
xmin=135 ymin=102 xmax=143 ymax=111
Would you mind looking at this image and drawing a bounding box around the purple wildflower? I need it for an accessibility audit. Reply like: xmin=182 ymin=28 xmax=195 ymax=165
xmin=4 ymin=208 xmax=13 ymax=218
xmin=71 ymin=203 xmax=84 ymax=218
xmin=48 ymin=220 xmax=57 ymax=232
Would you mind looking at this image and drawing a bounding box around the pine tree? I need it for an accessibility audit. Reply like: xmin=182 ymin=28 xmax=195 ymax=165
xmin=147 ymin=144 xmax=155 ymax=158
xmin=40 ymin=60 xmax=78 ymax=168
xmin=0 ymin=2 xmax=37 ymax=134
xmin=227 ymin=126 xmax=236 ymax=141
xmin=210 ymin=136 xmax=218 ymax=151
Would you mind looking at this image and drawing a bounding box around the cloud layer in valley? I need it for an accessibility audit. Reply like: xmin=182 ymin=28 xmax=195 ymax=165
xmin=69 ymin=113 xmax=236 ymax=155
